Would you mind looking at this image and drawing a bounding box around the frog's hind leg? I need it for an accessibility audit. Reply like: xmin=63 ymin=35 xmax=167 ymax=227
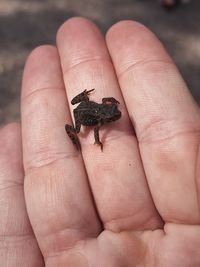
xmin=71 ymin=89 xmax=95 ymax=105
xmin=102 ymin=97 xmax=120 ymax=104
xmin=65 ymin=124 xmax=80 ymax=150
xmin=94 ymin=124 xmax=103 ymax=151
xmin=73 ymin=109 xmax=81 ymax=133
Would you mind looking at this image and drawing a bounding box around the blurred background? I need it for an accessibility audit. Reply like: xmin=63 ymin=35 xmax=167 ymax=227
xmin=0 ymin=0 xmax=199 ymax=125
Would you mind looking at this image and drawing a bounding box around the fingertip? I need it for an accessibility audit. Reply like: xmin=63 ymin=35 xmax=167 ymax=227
xmin=106 ymin=20 xmax=149 ymax=41
xmin=24 ymin=45 xmax=58 ymax=76
xmin=27 ymin=44 xmax=57 ymax=60
xmin=106 ymin=20 xmax=172 ymax=77
xmin=22 ymin=45 xmax=61 ymax=99
xmin=106 ymin=18 xmax=165 ymax=50
xmin=56 ymin=16 xmax=109 ymax=77
xmin=56 ymin=16 xmax=99 ymax=43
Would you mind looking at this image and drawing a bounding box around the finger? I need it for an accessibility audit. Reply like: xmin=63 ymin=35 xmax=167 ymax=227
xmin=57 ymin=17 xmax=162 ymax=232
xmin=106 ymin=20 xmax=200 ymax=224
xmin=21 ymin=46 xmax=101 ymax=260
xmin=0 ymin=123 xmax=44 ymax=267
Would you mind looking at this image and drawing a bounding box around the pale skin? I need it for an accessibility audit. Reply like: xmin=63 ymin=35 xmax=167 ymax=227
xmin=0 ymin=17 xmax=200 ymax=267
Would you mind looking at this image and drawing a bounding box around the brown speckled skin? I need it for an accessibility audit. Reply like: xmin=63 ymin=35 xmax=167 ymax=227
xmin=65 ymin=89 xmax=121 ymax=150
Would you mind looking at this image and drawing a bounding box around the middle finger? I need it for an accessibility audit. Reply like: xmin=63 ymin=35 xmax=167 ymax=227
xmin=57 ymin=17 xmax=162 ymax=232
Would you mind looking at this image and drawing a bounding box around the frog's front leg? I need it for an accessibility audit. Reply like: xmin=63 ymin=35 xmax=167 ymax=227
xmin=94 ymin=123 xmax=103 ymax=151
xmin=65 ymin=124 xmax=80 ymax=150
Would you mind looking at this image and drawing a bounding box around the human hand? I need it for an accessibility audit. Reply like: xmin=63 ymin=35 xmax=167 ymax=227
xmin=1 ymin=17 xmax=200 ymax=267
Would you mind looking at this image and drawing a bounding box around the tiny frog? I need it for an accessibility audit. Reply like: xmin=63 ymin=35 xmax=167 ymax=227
xmin=65 ymin=89 xmax=121 ymax=150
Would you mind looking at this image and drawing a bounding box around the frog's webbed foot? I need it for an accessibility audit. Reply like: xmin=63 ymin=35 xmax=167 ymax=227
xmin=102 ymin=97 xmax=120 ymax=105
xmin=94 ymin=125 xmax=103 ymax=151
xmin=65 ymin=124 xmax=81 ymax=150
xmin=71 ymin=89 xmax=95 ymax=105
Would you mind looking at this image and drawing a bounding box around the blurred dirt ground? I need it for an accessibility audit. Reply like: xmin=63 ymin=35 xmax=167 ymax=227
xmin=0 ymin=0 xmax=199 ymax=125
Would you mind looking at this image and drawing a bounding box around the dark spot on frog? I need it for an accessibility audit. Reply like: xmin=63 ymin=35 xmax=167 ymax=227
xmin=65 ymin=89 xmax=121 ymax=151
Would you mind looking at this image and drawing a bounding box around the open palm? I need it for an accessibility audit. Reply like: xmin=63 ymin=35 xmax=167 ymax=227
xmin=1 ymin=17 xmax=200 ymax=267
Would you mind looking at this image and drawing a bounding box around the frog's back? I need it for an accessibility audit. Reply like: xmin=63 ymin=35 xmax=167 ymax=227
xmin=75 ymin=101 xmax=100 ymax=126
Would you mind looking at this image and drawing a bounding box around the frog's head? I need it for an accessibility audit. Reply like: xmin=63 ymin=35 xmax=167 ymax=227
xmin=102 ymin=103 xmax=121 ymax=123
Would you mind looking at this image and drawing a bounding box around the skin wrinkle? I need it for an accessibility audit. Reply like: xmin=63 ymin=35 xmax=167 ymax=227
xmin=136 ymin=117 xmax=200 ymax=144
xmin=0 ymin=179 xmax=23 ymax=190
xmin=40 ymin=229 xmax=95 ymax=260
xmin=80 ymin=129 xmax=134 ymax=149
xmin=25 ymin=148 xmax=80 ymax=171
xmin=117 ymin=58 xmax=174 ymax=79
xmin=104 ymin=209 xmax=163 ymax=233
xmin=62 ymin=56 xmax=112 ymax=77
xmin=164 ymin=218 xmax=200 ymax=226
xmin=44 ymin=241 xmax=90 ymax=267
xmin=38 ymin=226 xmax=95 ymax=241
xmin=21 ymin=85 xmax=65 ymax=102
xmin=0 ymin=233 xmax=34 ymax=241
xmin=0 ymin=235 xmax=37 ymax=255
xmin=104 ymin=214 xmax=140 ymax=232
